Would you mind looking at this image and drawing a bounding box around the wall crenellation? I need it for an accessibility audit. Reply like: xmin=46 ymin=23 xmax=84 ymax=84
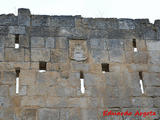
xmin=0 ymin=8 xmax=160 ymax=120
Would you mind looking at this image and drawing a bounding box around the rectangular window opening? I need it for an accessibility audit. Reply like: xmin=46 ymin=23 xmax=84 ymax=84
xmin=139 ymin=71 xmax=144 ymax=94
xmin=39 ymin=61 xmax=47 ymax=73
xmin=101 ymin=63 xmax=109 ymax=73
xmin=80 ymin=71 xmax=85 ymax=94
xmin=133 ymin=39 xmax=138 ymax=52
xmin=15 ymin=68 xmax=20 ymax=94
xmin=15 ymin=34 xmax=20 ymax=49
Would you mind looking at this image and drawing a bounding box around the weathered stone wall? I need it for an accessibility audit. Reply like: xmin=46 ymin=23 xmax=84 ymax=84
xmin=0 ymin=8 xmax=160 ymax=120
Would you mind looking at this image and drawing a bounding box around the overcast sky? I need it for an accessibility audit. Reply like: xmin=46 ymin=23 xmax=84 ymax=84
xmin=0 ymin=0 xmax=160 ymax=23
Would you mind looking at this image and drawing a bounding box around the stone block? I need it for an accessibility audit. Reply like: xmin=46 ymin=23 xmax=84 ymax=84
xmin=21 ymin=96 xmax=46 ymax=107
xmin=18 ymin=8 xmax=31 ymax=26
xmin=8 ymin=26 xmax=26 ymax=34
xmin=4 ymin=34 xmax=15 ymax=47
xmin=21 ymin=109 xmax=37 ymax=120
xmin=0 ymin=48 xmax=4 ymax=61
xmin=0 ymin=96 xmax=10 ymax=107
xmin=68 ymin=72 xmax=80 ymax=87
xmin=84 ymin=73 xmax=100 ymax=86
xmin=50 ymin=49 xmax=68 ymax=63
xmin=119 ymin=19 xmax=135 ymax=30
xmin=153 ymin=97 xmax=160 ymax=107
xmin=143 ymin=72 xmax=160 ymax=86
xmin=148 ymin=51 xmax=160 ymax=64
xmin=31 ymin=48 xmax=50 ymax=62
xmin=0 ymin=26 xmax=8 ymax=35
xmin=146 ymin=40 xmax=160 ymax=50
xmin=55 ymin=86 xmax=76 ymax=97
xmin=149 ymin=65 xmax=160 ymax=72
xmin=20 ymin=70 xmax=36 ymax=85
xmin=131 ymin=97 xmax=154 ymax=107
xmin=125 ymin=51 xmax=148 ymax=64
xmin=109 ymin=49 xmax=125 ymax=63
xmin=38 ymin=108 xmax=59 ymax=120
xmin=45 ymin=37 xmax=55 ymax=48
xmin=19 ymin=35 xmax=29 ymax=48
xmin=88 ymin=29 xmax=108 ymax=38
xmin=50 ymin=16 xmax=75 ymax=27
xmin=0 ymin=85 xmax=9 ymax=97
xmin=127 ymin=64 xmax=148 ymax=72
xmin=31 ymin=37 xmax=45 ymax=48
xmin=0 ymin=14 xmax=17 ymax=26
xmin=143 ymin=27 xmax=157 ymax=40
xmin=71 ymin=63 xmax=89 ymax=72
xmin=36 ymin=71 xmax=59 ymax=86
xmin=108 ymin=39 xmax=124 ymax=50
xmin=90 ymin=38 xmax=107 ymax=49
xmin=55 ymin=37 xmax=68 ymax=49
xmin=60 ymin=108 xmax=81 ymax=120
xmin=24 ymin=48 xmax=30 ymax=62
xmin=45 ymin=97 xmax=67 ymax=108
xmin=145 ymin=87 xmax=160 ymax=96
xmin=1 ymin=71 xmax=16 ymax=84
xmin=32 ymin=15 xmax=50 ymax=26
xmin=90 ymin=49 xmax=109 ymax=63
xmin=4 ymin=48 xmax=24 ymax=62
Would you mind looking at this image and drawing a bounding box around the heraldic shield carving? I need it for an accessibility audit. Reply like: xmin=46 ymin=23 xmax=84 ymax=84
xmin=69 ymin=40 xmax=88 ymax=61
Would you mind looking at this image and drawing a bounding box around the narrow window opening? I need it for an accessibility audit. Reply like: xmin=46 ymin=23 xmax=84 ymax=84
xmin=15 ymin=68 xmax=20 ymax=94
xmin=15 ymin=34 xmax=20 ymax=49
xmin=101 ymin=63 xmax=109 ymax=73
xmin=133 ymin=39 xmax=137 ymax=52
xmin=80 ymin=71 xmax=85 ymax=94
xmin=39 ymin=61 xmax=47 ymax=73
xmin=139 ymin=71 xmax=144 ymax=94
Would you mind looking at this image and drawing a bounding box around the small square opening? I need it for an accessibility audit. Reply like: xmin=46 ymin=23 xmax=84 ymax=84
xmin=15 ymin=34 xmax=20 ymax=49
xmin=15 ymin=67 xmax=20 ymax=77
xmin=101 ymin=63 xmax=109 ymax=73
xmin=139 ymin=71 xmax=143 ymax=80
xmin=39 ymin=61 xmax=47 ymax=72
xmin=80 ymin=71 xmax=84 ymax=79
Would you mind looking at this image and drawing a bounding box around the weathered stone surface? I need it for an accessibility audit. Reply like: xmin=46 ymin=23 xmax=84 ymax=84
xmin=148 ymin=51 xmax=160 ymax=64
xmin=145 ymin=87 xmax=160 ymax=96
xmin=9 ymin=26 xmax=26 ymax=34
xmin=31 ymin=37 xmax=45 ymax=48
xmin=31 ymin=48 xmax=50 ymax=61
xmin=38 ymin=108 xmax=59 ymax=120
xmin=46 ymin=37 xmax=55 ymax=48
xmin=4 ymin=48 xmax=24 ymax=62
xmin=143 ymin=72 xmax=160 ymax=86
xmin=1 ymin=9 xmax=160 ymax=120
xmin=32 ymin=15 xmax=50 ymax=26
xmin=0 ymin=85 xmax=9 ymax=97
xmin=119 ymin=19 xmax=135 ymax=30
xmin=22 ymin=109 xmax=37 ymax=120
xmin=1 ymin=71 xmax=16 ymax=84
xmin=146 ymin=40 xmax=160 ymax=50
xmin=131 ymin=97 xmax=154 ymax=107
xmin=18 ymin=8 xmax=30 ymax=26
xmin=51 ymin=49 xmax=68 ymax=63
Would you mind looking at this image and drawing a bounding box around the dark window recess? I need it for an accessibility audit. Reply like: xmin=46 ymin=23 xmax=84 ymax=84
xmin=15 ymin=68 xmax=20 ymax=77
xmin=39 ymin=61 xmax=47 ymax=70
xmin=80 ymin=71 xmax=84 ymax=79
xmin=132 ymin=39 xmax=136 ymax=48
xmin=139 ymin=71 xmax=143 ymax=80
xmin=101 ymin=63 xmax=109 ymax=72
xmin=15 ymin=34 xmax=19 ymax=44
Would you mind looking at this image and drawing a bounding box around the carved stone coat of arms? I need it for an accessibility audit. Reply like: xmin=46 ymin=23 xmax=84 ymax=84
xmin=69 ymin=40 xmax=88 ymax=61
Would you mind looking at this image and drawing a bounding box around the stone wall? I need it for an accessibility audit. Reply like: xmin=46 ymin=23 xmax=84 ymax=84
xmin=0 ymin=8 xmax=160 ymax=120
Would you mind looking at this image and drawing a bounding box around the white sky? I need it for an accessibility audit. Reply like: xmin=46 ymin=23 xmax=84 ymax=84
xmin=0 ymin=0 xmax=160 ymax=23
